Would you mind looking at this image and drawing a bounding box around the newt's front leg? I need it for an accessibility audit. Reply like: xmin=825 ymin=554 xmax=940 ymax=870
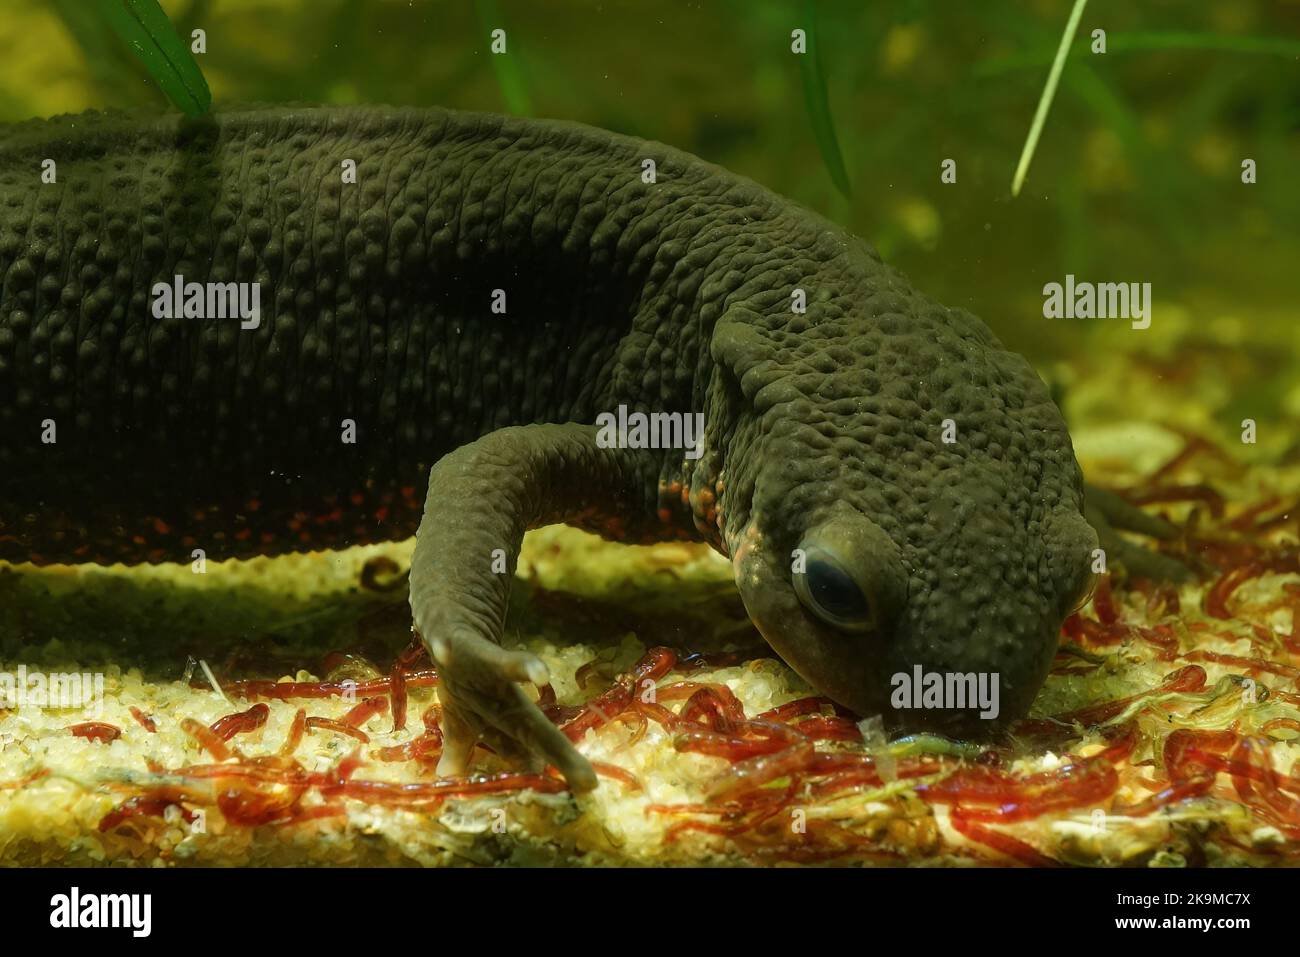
xmin=1084 ymin=483 xmax=1195 ymax=583
xmin=409 ymin=423 xmax=655 ymax=792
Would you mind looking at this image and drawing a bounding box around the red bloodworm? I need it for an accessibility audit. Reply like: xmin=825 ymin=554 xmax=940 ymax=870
xmin=657 ymin=681 xmax=746 ymax=723
xmin=790 ymin=716 xmax=863 ymax=743
xmin=180 ymin=718 xmax=233 ymax=761
xmin=128 ymin=706 xmax=157 ymax=733
xmin=957 ymin=761 xmax=1119 ymax=823
xmin=646 ymin=801 xmax=730 ymax=817
xmin=1229 ymin=737 xmax=1300 ymax=837
xmin=1182 ymin=650 xmax=1300 ymax=682
xmin=394 ymin=633 xmax=431 ymax=671
xmin=680 ymin=686 xmax=744 ymax=732
xmin=341 ymin=696 xmax=388 ymax=729
xmin=280 ymin=709 xmax=307 ymax=756
xmin=210 ymin=703 xmax=270 ymax=741
xmin=1054 ymin=665 xmax=1207 ymax=727
xmin=666 ymin=780 xmax=800 ymax=842
xmin=221 ymin=670 xmax=438 ymax=701
xmin=949 ymin=807 xmax=1060 ymax=867
xmin=1126 ymin=483 xmax=1225 ymax=518
xmin=305 ymin=717 xmax=370 ymax=743
xmin=1095 ymin=722 xmax=1139 ymax=764
xmin=1061 ymin=613 xmax=1130 ymax=647
xmin=217 ymin=784 xmax=309 ymax=827
xmin=913 ymin=764 xmax=1015 ymax=804
xmin=340 ymin=772 xmax=568 ymax=805
xmin=1131 ymin=578 xmax=1182 ymax=617
xmin=591 ymin=762 xmax=643 ymax=791
xmin=1205 ymin=555 xmax=1300 ymax=619
xmin=1262 ymin=718 xmax=1300 ymax=737
xmin=1136 ymin=625 xmax=1179 ymax=660
xmin=171 ymin=761 xmax=304 ymax=785
xmin=608 ymin=710 xmax=650 ymax=751
xmin=1091 ymin=575 xmax=1120 ymax=625
xmin=653 ymin=681 xmax=704 ymax=701
xmin=916 ymin=756 xmax=1118 ymax=822
xmin=70 ymin=721 xmax=121 ymax=744
xmin=633 ymin=647 xmax=678 ymax=681
xmin=98 ymin=796 xmax=198 ymax=833
xmin=562 ymin=682 xmax=633 ymax=741
xmin=635 ymin=700 xmax=684 ymax=731
xmin=1163 ymin=728 xmax=1238 ymax=782
xmin=563 ymin=647 xmax=677 ymax=740
xmin=312 ymin=748 xmax=366 ymax=793
xmin=705 ymin=721 xmax=815 ymax=799
xmin=370 ymin=734 xmax=442 ymax=762
xmin=673 ymin=725 xmax=790 ymax=761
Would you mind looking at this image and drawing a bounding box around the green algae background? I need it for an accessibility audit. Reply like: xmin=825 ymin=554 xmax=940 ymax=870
xmin=0 ymin=0 xmax=1295 ymax=440
xmin=0 ymin=3 xmax=1294 ymax=340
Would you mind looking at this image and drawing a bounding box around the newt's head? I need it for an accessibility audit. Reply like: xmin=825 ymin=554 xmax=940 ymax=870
xmin=713 ymin=291 xmax=1096 ymax=735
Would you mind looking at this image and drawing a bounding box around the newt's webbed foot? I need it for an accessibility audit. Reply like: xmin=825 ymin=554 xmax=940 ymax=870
xmin=1084 ymin=483 xmax=1195 ymax=583
xmin=409 ymin=423 xmax=654 ymax=793
xmin=431 ymin=629 xmax=597 ymax=791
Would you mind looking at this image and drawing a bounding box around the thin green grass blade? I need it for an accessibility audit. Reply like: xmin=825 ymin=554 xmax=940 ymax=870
xmin=98 ymin=0 xmax=211 ymax=117
xmin=474 ymin=0 xmax=533 ymax=116
xmin=979 ymin=31 xmax=1300 ymax=77
xmin=799 ymin=0 xmax=852 ymax=198
xmin=1011 ymin=0 xmax=1088 ymax=197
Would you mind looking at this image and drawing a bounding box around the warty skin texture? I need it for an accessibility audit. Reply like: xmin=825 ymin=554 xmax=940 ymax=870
xmin=0 ymin=106 xmax=1098 ymax=787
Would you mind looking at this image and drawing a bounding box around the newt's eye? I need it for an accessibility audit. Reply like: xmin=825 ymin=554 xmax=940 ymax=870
xmin=793 ymin=546 xmax=875 ymax=632
xmin=1066 ymin=567 xmax=1100 ymax=615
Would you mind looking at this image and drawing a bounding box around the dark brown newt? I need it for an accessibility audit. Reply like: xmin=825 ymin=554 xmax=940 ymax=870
xmin=0 ymin=106 xmax=1179 ymax=790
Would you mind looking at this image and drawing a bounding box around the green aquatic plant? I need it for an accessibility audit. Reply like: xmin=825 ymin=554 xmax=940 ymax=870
xmin=798 ymin=0 xmax=851 ymax=199
xmin=1011 ymin=0 xmax=1088 ymax=197
xmin=475 ymin=0 xmax=532 ymax=116
xmin=98 ymin=0 xmax=211 ymax=117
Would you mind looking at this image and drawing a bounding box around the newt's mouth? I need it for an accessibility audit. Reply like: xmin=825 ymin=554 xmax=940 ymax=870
xmin=732 ymin=520 xmax=891 ymax=720
xmin=731 ymin=519 xmax=1059 ymax=732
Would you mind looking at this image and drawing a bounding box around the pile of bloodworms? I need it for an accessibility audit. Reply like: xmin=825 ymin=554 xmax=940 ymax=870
xmin=38 ymin=435 xmax=1300 ymax=864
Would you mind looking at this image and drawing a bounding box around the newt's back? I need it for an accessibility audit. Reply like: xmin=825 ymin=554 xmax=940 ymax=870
xmin=0 ymin=106 xmax=764 ymax=564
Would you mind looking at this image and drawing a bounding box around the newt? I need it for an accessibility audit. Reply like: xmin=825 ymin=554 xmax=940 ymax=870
xmin=0 ymin=106 xmax=1183 ymax=791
